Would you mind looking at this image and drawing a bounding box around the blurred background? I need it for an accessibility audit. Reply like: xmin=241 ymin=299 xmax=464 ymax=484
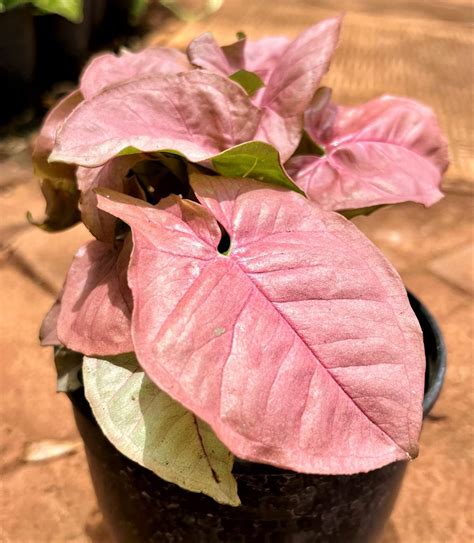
xmin=0 ymin=0 xmax=472 ymax=541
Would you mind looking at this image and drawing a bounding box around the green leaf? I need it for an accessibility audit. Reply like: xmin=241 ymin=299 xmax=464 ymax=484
xmin=229 ymin=69 xmax=264 ymax=97
xmin=129 ymin=0 xmax=148 ymax=21
xmin=339 ymin=205 xmax=386 ymax=220
xmin=1 ymin=0 xmax=83 ymax=21
xmin=54 ymin=346 xmax=83 ymax=392
xmin=159 ymin=0 xmax=222 ymax=21
xmin=212 ymin=141 xmax=305 ymax=195
xmin=294 ymin=130 xmax=325 ymax=157
xmin=0 ymin=0 xmax=29 ymax=12
xmin=34 ymin=0 xmax=83 ymax=22
xmin=83 ymin=354 xmax=240 ymax=506
xmin=236 ymin=31 xmax=246 ymax=40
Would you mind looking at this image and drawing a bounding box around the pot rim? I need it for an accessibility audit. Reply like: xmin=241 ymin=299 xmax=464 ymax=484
xmin=406 ymin=290 xmax=447 ymax=416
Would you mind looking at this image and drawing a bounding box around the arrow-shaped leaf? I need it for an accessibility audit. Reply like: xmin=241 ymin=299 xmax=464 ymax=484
xmin=96 ymin=176 xmax=425 ymax=475
xmin=211 ymin=141 xmax=304 ymax=194
xmin=83 ymin=353 xmax=240 ymax=506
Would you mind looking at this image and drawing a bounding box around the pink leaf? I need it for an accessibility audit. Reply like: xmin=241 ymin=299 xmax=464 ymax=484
xmin=288 ymin=95 xmax=449 ymax=210
xmin=187 ymin=32 xmax=236 ymax=75
xmin=39 ymin=294 xmax=62 ymax=346
xmin=188 ymin=18 xmax=341 ymax=161
xmin=81 ymin=47 xmax=191 ymax=99
xmin=188 ymin=33 xmax=289 ymax=84
xmin=50 ymin=71 xmax=260 ymax=167
xmin=258 ymin=16 xmax=341 ymax=160
xmin=32 ymin=90 xmax=83 ymax=180
xmin=96 ymin=176 xmax=425 ymax=474
xmin=261 ymin=17 xmax=341 ymax=116
xmin=77 ymin=156 xmax=143 ymax=242
xmin=253 ymin=109 xmax=303 ymax=167
xmin=57 ymin=238 xmax=133 ymax=355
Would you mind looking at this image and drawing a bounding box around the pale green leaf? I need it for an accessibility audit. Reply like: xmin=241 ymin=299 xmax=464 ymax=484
xmin=83 ymin=354 xmax=240 ymax=506
xmin=229 ymin=69 xmax=264 ymax=97
xmin=212 ymin=141 xmax=305 ymax=195
xmin=159 ymin=0 xmax=222 ymax=22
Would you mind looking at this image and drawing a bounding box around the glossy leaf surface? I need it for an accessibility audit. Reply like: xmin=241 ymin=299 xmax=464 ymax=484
xmin=211 ymin=141 xmax=303 ymax=194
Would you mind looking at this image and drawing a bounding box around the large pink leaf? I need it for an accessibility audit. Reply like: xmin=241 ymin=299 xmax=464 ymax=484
xmin=57 ymin=238 xmax=133 ymax=355
xmin=188 ymin=18 xmax=341 ymax=162
xmin=50 ymin=71 xmax=260 ymax=167
xmin=287 ymin=95 xmax=449 ymax=210
xmin=97 ymin=176 xmax=425 ymax=474
xmin=81 ymin=47 xmax=191 ymax=99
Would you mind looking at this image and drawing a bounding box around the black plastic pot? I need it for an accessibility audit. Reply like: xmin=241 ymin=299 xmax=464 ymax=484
xmin=69 ymin=292 xmax=446 ymax=543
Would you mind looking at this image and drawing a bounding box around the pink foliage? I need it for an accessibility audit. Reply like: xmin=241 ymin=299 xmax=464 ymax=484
xmin=56 ymin=238 xmax=133 ymax=355
xmin=81 ymin=47 xmax=191 ymax=99
xmin=77 ymin=155 xmax=144 ymax=242
xmin=188 ymin=17 xmax=342 ymax=161
xmin=37 ymin=17 xmax=451 ymax=475
xmin=96 ymin=177 xmax=424 ymax=474
xmin=50 ymin=71 xmax=260 ymax=167
xmin=287 ymin=95 xmax=449 ymax=210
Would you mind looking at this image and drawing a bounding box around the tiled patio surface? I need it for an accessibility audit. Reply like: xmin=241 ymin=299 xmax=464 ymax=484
xmin=1 ymin=1 xmax=472 ymax=541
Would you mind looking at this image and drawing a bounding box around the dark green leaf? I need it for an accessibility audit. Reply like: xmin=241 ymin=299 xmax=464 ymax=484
xmin=294 ymin=130 xmax=325 ymax=157
xmin=212 ymin=141 xmax=305 ymax=195
xmin=339 ymin=205 xmax=386 ymax=219
xmin=129 ymin=0 xmax=148 ymax=21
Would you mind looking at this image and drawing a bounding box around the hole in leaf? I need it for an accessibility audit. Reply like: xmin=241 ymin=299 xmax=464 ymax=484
xmin=217 ymin=222 xmax=231 ymax=255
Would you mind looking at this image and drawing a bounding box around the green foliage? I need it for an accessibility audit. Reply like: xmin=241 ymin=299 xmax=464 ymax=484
xmin=229 ymin=69 xmax=265 ymax=97
xmin=339 ymin=205 xmax=386 ymax=219
xmin=294 ymin=130 xmax=325 ymax=157
xmin=83 ymin=353 xmax=240 ymax=506
xmin=1 ymin=0 xmax=83 ymax=22
xmin=212 ymin=141 xmax=305 ymax=195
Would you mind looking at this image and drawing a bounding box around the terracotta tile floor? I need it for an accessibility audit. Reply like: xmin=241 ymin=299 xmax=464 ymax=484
xmin=1 ymin=1 xmax=472 ymax=541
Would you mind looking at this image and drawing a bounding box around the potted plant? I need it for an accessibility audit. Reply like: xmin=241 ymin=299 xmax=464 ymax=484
xmin=33 ymin=15 xmax=448 ymax=542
